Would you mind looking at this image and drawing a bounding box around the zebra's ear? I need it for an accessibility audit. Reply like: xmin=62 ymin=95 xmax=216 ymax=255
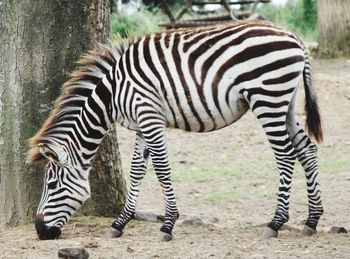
xmin=38 ymin=144 xmax=60 ymax=164
xmin=26 ymin=149 xmax=47 ymax=164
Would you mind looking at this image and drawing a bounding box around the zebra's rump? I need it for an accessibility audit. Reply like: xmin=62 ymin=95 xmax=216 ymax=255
xmin=127 ymin=21 xmax=305 ymax=132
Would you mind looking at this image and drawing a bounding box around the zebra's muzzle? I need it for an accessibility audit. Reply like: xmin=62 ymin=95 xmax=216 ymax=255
xmin=35 ymin=213 xmax=61 ymax=240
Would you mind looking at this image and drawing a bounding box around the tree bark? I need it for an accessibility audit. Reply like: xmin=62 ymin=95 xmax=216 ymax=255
xmin=81 ymin=128 xmax=127 ymax=216
xmin=0 ymin=0 xmax=126 ymax=229
xmin=317 ymin=0 xmax=350 ymax=57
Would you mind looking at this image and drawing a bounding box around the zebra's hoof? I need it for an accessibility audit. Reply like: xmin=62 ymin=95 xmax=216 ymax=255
xmin=158 ymin=231 xmax=173 ymax=242
xmin=106 ymin=227 xmax=123 ymax=238
xmin=299 ymin=225 xmax=316 ymax=237
xmin=260 ymin=227 xmax=278 ymax=240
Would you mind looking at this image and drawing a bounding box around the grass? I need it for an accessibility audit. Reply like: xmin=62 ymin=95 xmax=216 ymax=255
xmin=164 ymin=145 xmax=349 ymax=203
xmin=110 ymin=6 xmax=166 ymax=38
xmin=119 ymin=135 xmax=348 ymax=204
xmin=319 ymin=146 xmax=350 ymax=174
xmin=169 ymin=143 xmax=275 ymax=183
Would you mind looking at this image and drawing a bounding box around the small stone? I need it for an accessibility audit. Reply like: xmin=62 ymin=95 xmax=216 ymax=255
xmin=211 ymin=217 xmax=219 ymax=223
xmin=182 ymin=217 xmax=204 ymax=225
xmin=58 ymin=247 xmax=89 ymax=259
xmin=84 ymin=241 xmax=98 ymax=248
xmin=127 ymin=246 xmax=135 ymax=253
xmin=328 ymin=226 xmax=348 ymax=234
xmin=135 ymin=211 xmax=159 ymax=222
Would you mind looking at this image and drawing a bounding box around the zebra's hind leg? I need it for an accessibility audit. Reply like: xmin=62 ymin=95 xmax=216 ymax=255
xmin=138 ymin=113 xmax=179 ymax=242
xmin=250 ymin=102 xmax=297 ymax=239
xmin=286 ymin=105 xmax=323 ymax=236
xmin=108 ymin=132 xmax=149 ymax=238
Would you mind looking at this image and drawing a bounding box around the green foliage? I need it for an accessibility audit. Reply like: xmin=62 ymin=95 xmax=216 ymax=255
xmin=111 ymin=0 xmax=317 ymax=41
xmin=110 ymin=7 xmax=166 ymax=38
xmin=303 ymin=0 xmax=316 ymax=30
xmin=257 ymin=0 xmax=317 ymax=41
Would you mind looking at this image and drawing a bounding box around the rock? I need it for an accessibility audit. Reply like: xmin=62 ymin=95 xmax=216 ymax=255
xmin=328 ymin=226 xmax=348 ymax=234
xmin=182 ymin=217 xmax=204 ymax=225
xmin=126 ymin=246 xmax=135 ymax=253
xmin=84 ymin=241 xmax=98 ymax=248
xmin=211 ymin=217 xmax=219 ymax=223
xmin=134 ymin=211 xmax=164 ymax=222
xmin=58 ymin=247 xmax=89 ymax=259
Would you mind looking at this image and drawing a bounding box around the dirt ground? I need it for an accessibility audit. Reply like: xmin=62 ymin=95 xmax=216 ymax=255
xmin=0 ymin=59 xmax=349 ymax=258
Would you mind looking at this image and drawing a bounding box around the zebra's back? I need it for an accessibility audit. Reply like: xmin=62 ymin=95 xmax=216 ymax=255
xmin=118 ymin=21 xmax=306 ymax=132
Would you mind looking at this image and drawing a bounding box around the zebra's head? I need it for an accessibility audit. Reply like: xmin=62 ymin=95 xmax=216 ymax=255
xmin=34 ymin=143 xmax=91 ymax=240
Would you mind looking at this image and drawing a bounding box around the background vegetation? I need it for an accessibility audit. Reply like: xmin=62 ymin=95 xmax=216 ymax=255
xmin=110 ymin=7 xmax=166 ymax=37
xmin=258 ymin=0 xmax=317 ymax=41
xmin=110 ymin=0 xmax=317 ymax=41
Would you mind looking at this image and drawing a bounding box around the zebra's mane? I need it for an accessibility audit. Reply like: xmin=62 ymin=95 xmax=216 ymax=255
xmin=26 ymin=42 xmax=131 ymax=165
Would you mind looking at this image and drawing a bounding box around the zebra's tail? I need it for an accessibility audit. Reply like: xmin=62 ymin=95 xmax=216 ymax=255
xmin=302 ymin=48 xmax=323 ymax=143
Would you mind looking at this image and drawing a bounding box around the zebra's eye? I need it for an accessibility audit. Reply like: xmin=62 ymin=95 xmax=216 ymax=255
xmin=47 ymin=181 xmax=57 ymax=190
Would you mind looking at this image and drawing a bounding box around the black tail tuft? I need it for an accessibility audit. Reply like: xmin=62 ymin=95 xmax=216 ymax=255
xmin=303 ymin=61 xmax=323 ymax=143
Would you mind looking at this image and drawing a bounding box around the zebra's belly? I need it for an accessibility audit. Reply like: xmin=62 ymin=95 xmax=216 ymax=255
xmin=164 ymin=92 xmax=249 ymax=132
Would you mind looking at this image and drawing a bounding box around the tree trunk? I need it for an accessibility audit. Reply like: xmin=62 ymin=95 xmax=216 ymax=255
xmin=0 ymin=0 xmax=126 ymax=229
xmin=82 ymin=128 xmax=127 ymax=216
xmin=317 ymin=0 xmax=350 ymax=57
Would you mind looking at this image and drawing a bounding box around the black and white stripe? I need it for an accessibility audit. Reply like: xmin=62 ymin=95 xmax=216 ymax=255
xmin=28 ymin=21 xmax=323 ymax=240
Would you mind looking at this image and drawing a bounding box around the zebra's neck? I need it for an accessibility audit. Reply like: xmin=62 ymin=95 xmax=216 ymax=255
xmin=27 ymin=46 xmax=124 ymax=166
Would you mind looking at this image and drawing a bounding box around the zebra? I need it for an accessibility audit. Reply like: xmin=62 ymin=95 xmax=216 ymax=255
xmin=27 ymin=20 xmax=323 ymax=241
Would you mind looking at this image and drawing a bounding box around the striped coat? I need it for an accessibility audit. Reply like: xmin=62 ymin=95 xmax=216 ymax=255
xmin=28 ymin=21 xmax=323 ymax=241
xmin=116 ymin=22 xmax=304 ymax=132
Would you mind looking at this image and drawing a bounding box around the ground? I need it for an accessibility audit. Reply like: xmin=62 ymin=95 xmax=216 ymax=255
xmin=0 ymin=60 xmax=349 ymax=258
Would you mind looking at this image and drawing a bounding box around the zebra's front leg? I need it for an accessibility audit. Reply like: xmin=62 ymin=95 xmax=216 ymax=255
xmin=139 ymin=117 xmax=179 ymax=242
xmin=108 ymin=132 xmax=149 ymax=238
xmin=155 ymin=171 xmax=179 ymax=242
xmin=150 ymin=141 xmax=179 ymax=242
